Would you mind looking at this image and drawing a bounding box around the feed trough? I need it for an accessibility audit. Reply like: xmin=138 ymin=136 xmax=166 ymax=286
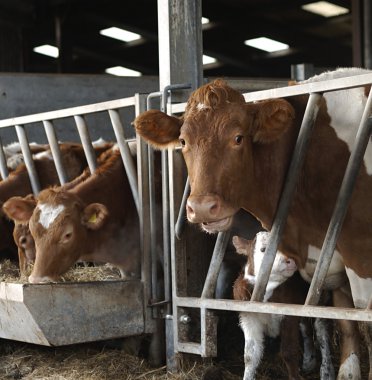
xmin=0 ymin=279 xmax=144 ymax=346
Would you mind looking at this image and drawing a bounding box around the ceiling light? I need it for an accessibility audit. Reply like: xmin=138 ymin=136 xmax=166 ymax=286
xmin=203 ymin=55 xmax=217 ymax=65
xmin=100 ymin=27 xmax=141 ymax=42
xmin=301 ymin=1 xmax=349 ymax=17
xmin=244 ymin=37 xmax=289 ymax=53
xmin=202 ymin=17 xmax=210 ymax=24
xmin=33 ymin=44 xmax=59 ymax=58
xmin=105 ymin=66 xmax=142 ymax=77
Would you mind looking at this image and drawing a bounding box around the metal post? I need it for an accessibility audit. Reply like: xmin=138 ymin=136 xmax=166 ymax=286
xmin=108 ymin=109 xmax=140 ymax=215
xmin=0 ymin=137 xmax=9 ymax=180
xmin=42 ymin=120 xmax=68 ymax=184
xmin=15 ymin=125 xmax=41 ymax=195
xmin=306 ymin=96 xmax=372 ymax=305
xmin=251 ymin=93 xmax=323 ymax=302
xmin=74 ymin=115 xmax=97 ymax=174
xmin=175 ymin=178 xmax=190 ymax=239
xmin=201 ymin=231 xmax=231 ymax=299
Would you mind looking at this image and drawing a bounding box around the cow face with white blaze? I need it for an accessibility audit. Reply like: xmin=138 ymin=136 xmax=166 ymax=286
xmin=134 ymin=80 xmax=295 ymax=233
xmin=4 ymin=189 xmax=108 ymax=283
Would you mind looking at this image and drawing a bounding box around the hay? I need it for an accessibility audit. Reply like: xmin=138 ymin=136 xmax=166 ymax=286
xmin=0 ymin=260 xmax=122 ymax=284
xmin=0 ymin=341 xmax=241 ymax=380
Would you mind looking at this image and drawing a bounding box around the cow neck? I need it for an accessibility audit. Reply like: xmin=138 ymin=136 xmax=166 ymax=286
xmin=0 ymin=167 xmax=32 ymax=202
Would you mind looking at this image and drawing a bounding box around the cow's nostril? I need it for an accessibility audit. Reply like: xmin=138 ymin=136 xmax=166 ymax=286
xmin=19 ymin=236 xmax=27 ymax=246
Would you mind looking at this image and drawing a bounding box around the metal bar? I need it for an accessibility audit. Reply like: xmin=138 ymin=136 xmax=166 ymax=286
xmin=42 ymin=120 xmax=68 ymax=185
xmin=175 ymin=297 xmax=372 ymax=322
xmin=162 ymin=83 xmax=191 ymax=113
xmin=175 ymin=178 xmax=190 ymax=240
xmin=0 ymin=137 xmax=9 ymax=180
xmin=147 ymin=91 xmax=162 ymax=111
xmin=108 ymin=109 xmax=140 ymax=215
xmin=170 ymin=73 xmax=372 ymax=115
xmin=73 ymin=115 xmax=97 ymax=174
xmin=176 ymin=342 xmax=202 ymax=355
xmin=15 ymin=125 xmax=41 ymax=195
xmin=305 ymin=100 xmax=372 ymax=305
xmin=251 ymin=93 xmax=323 ymax=302
xmin=200 ymin=308 xmax=217 ymax=357
xmin=0 ymin=97 xmax=136 ymax=129
xmin=201 ymin=230 xmax=231 ymax=299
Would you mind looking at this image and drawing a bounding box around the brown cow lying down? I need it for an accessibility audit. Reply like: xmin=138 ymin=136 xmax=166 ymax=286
xmin=133 ymin=68 xmax=369 ymax=378
xmin=0 ymin=141 xmax=114 ymax=270
xmin=4 ymin=146 xmax=139 ymax=282
xmin=233 ymin=232 xmax=335 ymax=380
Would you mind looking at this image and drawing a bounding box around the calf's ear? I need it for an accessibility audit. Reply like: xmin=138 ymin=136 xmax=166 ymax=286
xmin=232 ymin=235 xmax=253 ymax=255
xmin=133 ymin=109 xmax=183 ymax=149
xmin=245 ymin=99 xmax=295 ymax=143
xmin=3 ymin=196 xmax=36 ymax=223
xmin=82 ymin=203 xmax=108 ymax=230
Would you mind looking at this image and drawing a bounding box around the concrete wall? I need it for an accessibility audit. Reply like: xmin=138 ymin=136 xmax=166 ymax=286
xmin=0 ymin=73 xmax=159 ymax=144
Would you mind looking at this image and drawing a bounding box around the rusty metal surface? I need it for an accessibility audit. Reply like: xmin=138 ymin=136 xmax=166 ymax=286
xmin=0 ymin=280 xmax=146 ymax=346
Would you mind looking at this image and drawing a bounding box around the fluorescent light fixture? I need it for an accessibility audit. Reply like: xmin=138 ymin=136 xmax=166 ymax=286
xmin=105 ymin=66 xmax=142 ymax=77
xmin=244 ymin=37 xmax=289 ymax=53
xmin=33 ymin=44 xmax=59 ymax=58
xmin=100 ymin=27 xmax=141 ymax=42
xmin=301 ymin=1 xmax=349 ymax=17
xmin=203 ymin=55 xmax=217 ymax=65
xmin=202 ymin=17 xmax=210 ymax=24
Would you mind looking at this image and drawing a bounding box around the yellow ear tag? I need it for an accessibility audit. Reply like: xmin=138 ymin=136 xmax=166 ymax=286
xmin=88 ymin=213 xmax=97 ymax=223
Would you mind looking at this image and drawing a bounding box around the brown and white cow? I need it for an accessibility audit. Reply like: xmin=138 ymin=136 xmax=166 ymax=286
xmin=133 ymin=68 xmax=371 ymax=379
xmin=4 ymin=147 xmax=139 ymax=282
xmin=233 ymin=231 xmax=334 ymax=380
xmin=0 ymin=141 xmax=113 ymax=272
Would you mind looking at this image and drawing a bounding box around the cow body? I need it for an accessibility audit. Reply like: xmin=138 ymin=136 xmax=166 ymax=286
xmin=4 ymin=147 xmax=139 ymax=282
xmin=134 ymin=68 xmax=370 ymax=378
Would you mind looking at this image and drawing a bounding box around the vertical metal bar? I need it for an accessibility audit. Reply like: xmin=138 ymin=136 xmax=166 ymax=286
xmin=15 ymin=125 xmax=41 ymax=195
xmin=0 ymin=137 xmax=9 ymax=180
xmin=251 ymin=93 xmax=323 ymax=302
xmin=108 ymin=109 xmax=140 ymax=215
xmin=306 ymin=97 xmax=372 ymax=305
xmin=135 ymin=93 xmax=155 ymax=328
xmin=175 ymin=178 xmax=190 ymax=240
xmin=42 ymin=120 xmax=68 ymax=184
xmin=201 ymin=231 xmax=231 ymax=299
xmin=73 ymin=115 xmax=97 ymax=174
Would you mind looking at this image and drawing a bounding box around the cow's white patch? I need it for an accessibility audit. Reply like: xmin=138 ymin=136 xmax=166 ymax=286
xmin=38 ymin=203 xmax=65 ymax=229
xmin=197 ymin=102 xmax=209 ymax=111
xmin=299 ymin=245 xmax=346 ymax=289
xmin=33 ymin=151 xmax=53 ymax=160
xmin=337 ymin=352 xmax=361 ymax=380
xmin=345 ymin=266 xmax=372 ymax=308
xmin=304 ymin=68 xmax=372 ymax=175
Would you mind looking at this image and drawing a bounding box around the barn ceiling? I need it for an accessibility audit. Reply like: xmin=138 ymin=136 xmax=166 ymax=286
xmin=0 ymin=0 xmax=355 ymax=79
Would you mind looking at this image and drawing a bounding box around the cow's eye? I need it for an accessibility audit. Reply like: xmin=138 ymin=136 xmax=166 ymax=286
xmin=179 ymin=138 xmax=186 ymax=147
xmin=235 ymin=135 xmax=243 ymax=145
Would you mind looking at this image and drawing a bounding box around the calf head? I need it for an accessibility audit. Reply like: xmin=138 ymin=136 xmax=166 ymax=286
xmin=3 ymin=194 xmax=36 ymax=274
xmin=134 ymin=79 xmax=295 ymax=233
xmin=4 ymin=188 xmax=108 ymax=283
xmin=233 ymin=231 xmax=297 ymax=298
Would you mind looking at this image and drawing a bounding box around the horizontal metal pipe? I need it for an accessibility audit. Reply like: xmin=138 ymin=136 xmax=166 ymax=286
xmin=175 ymin=296 xmax=372 ymax=322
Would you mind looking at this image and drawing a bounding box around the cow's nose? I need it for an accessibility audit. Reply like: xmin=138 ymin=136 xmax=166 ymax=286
xmin=285 ymin=258 xmax=297 ymax=271
xmin=186 ymin=195 xmax=221 ymax=222
xmin=28 ymin=274 xmax=56 ymax=284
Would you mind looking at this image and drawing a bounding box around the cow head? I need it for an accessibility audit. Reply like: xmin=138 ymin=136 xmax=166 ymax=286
xmin=4 ymin=188 xmax=109 ymax=283
xmin=134 ymin=79 xmax=295 ymax=233
xmin=3 ymin=194 xmax=36 ymax=274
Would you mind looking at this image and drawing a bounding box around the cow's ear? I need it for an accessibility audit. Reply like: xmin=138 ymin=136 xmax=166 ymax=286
xmin=232 ymin=235 xmax=253 ymax=255
xmin=133 ymin=109 xmax=183 ymax=149
xmin=246 ymin=99 xmax=295 ymax=143
xmin=3 ymin=196 xmax=36 ymax=223
xmin=82 ymin=203 xmax=108 ymax=230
